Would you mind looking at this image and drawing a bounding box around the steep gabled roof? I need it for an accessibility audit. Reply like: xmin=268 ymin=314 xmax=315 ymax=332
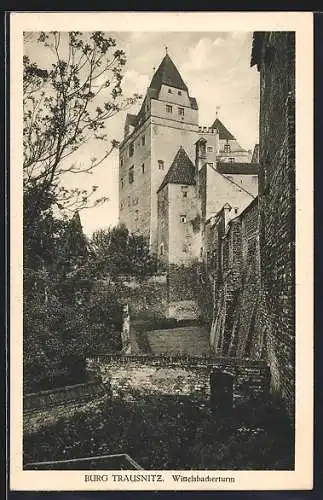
xmin=211 ymin=118 xmax=235 ymax=140
xmin=217 ymin=162 xmax=259 ymax=175
xmin=149 ymin=54 xmax=188 ymax=92
xmin=157 ymin=147 xmax=196 ymax=193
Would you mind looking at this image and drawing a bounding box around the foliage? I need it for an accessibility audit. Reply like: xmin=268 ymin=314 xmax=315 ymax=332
xmin=23 ymin=272 xmax=122 ymax=394
xmin=89 ymin=224 xmax=157 ymax=279
xmin=23 ymin=395 xmax=294 ymax=470
xmin=23 ymin=31 xmax=141 ymax=219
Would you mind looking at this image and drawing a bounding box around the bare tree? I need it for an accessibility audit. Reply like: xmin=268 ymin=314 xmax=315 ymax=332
xmin=23 ymin=31 xmax=141 ymax=219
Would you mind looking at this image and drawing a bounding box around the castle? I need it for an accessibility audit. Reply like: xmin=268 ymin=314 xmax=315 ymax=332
xmin=119 ymin=52 xmax=259 ymax=318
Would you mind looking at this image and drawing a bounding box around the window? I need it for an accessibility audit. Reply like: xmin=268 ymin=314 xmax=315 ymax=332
xmin=142 ymin=135 xmax=145 ymax=146
xmin=120 ymin=157 xmax=124 ymax=167
xmin=121 ymin=178 xmax=124 ymax=189
xmin=160 ymin=243 xmax=164 ymax=256
xmin=166 ymin=105 xmax=172 ymax=113
xmin=229 ymin=157 xmax=235 ymax=163
xmin=158 ymin=160 xmax=164 ymax=170
xmin=129 ymin=142 xmax=134 ymax=157
xmin=142 ymin=163 xmax=145 ymax=174
xmin=234 ymin=207 xmax=239 ymax=214
xmin=120 ymin=201 xmax=123 ymax=210
xmin=207 ymin=162 xmax=214 ymax=167
xmin=168 ymin=88 xmax=172 ymax=94
xmin=178 ymin=107 xmax=184 ymax=117
xmin=180 ymin=215 xmax=187 ymax=224
xmin=224 ymin=143 xmax=231 ymax=153
xmin=128 ymin=196 xmax=131 ymax=207
xmin=128 ymin=166 xmax=134 ymax=184
xmin=181 ymin=187 xmax=188 ymax=198
xmin=207 ymin=146 xmax=213 ymax=152
xmin=178 ymin=90 xmax=182 ymax=96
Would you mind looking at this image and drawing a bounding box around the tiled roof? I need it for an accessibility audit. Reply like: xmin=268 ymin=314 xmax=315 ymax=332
xmin=149 ymin=54 xmax=188 ymax=92
xmin=157 ymin=147 xmax=196 ymax=192
xmin=211 ymin=118 xmax=235 ymax=140
xmin=217 ymin=162 xmax=259 ymax=175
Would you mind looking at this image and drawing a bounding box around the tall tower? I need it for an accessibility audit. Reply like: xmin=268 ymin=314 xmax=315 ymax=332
xmin=118 ymin=53 xmax=199 ymax=252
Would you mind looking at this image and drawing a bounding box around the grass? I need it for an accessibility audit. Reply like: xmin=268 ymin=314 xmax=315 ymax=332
xmin=24 ymin=393 xmax=294 ymax=470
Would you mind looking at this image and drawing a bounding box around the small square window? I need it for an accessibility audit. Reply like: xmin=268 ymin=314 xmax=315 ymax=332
xmin=178 ymin=90 xmax=182 ymax=96
xmin=180 ymin=215 xmax=187 ymax=224
xmin=178 ymin=107 xmax=184 ymax=117
xmin=166 ymin=105 xmax=172 ymax=113
xmin=158 ymin=160 xmax=164 ymax=170
xmin=182 ymin=189 xmax=188 ymax=198
xmin=142 ymin=163 xmax=145 ymax=174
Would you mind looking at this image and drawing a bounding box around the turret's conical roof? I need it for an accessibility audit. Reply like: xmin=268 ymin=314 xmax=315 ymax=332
xmin=157 ymin=146 xmax=195 ymax=192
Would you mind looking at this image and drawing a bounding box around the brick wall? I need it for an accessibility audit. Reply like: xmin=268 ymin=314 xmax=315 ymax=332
xmin=23 ymin=381 xmax=107 ymax=435
xmin=86 ymin=355 xmax=270 ymax=407
xmin=254 ymin=32 xmax=295 ymax=419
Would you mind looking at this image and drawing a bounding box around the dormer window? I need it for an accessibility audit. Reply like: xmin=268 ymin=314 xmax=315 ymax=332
xmin=166 ymin=105 xmax=173 ymax=113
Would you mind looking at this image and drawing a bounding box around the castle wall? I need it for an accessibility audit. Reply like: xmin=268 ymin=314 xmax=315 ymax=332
xmin=256 ymin=32 xmax=295 ymax=418
xmin=119 ymin=120 xmax=152 ymax=237
xmin=150 ymin=114 xmax=198 ymax=251
xmin=204 ymin=166 xmax=254 ymax=220
xmin=157 ymin=185 xmax=169 ymax=270
xmin=223 ymin=174 xmax=258 ymax=197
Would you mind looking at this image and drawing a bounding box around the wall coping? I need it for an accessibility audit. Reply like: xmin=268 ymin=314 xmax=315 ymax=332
xmin=24 ymin=380 xmax=102 ymax=400
xmin=87 ymin=354 xmax=267 ymax=368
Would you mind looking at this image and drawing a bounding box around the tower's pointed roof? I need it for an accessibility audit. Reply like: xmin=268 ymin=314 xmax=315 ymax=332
xmin=211 ymin=118 xmax=235 ymax=140
xmin=149 ymin=54 xmax=188 ymax=92
xmin=157 ymin=146 xmax=196 ymax=192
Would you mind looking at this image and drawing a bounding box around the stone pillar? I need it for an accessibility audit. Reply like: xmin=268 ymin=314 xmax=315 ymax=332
xmin=121 ymin=304 xmax=131 ymax=354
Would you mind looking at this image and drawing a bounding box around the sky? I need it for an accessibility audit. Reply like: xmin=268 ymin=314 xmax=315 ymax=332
xmin=25 ymin=31 xmax=260 ymax=236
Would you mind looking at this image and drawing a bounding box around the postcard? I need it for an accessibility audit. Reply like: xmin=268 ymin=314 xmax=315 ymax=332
xmin=10 ymin=11 xmax=313 ymax=491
